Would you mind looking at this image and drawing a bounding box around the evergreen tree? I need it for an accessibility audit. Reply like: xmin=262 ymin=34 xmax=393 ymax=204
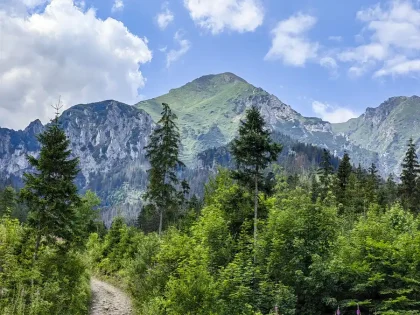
xmin=230 ymin=105 xmax=282 ymax=262
xmin=318 ymin=149 xmax=334 ymax=200
xmin=400 ymin=138 xmax=420 ymax=212
xmin=336 ymin=152 xmax=352 ymax=204
xmin=20 ymin=102 xmax=80 ymax=261
xmin=366 ymin=163 xmax=380 ymax=204
xmin=144 ymin=103 xmax=185 ymax=235
xmin=379 ymin=173 xmax=398 ymax=208
xmin=0 ymin=186 xmax=16 ymax=217
xmin=356 ymin=163 xmax=364 ymax=181
xmin=344 ymin=172 xmax=365 ymax=217
xmin=310 ymin=174 xmax=320 ymax=203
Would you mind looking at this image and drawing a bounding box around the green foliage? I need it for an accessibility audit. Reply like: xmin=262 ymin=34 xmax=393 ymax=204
xmin=0 ymin=111 xmax=100 ymax=315
xmin=0 ymin=216 xmax=90 ymax=315
xmin=400 ymin=138 xmax=420 ymax=213
xmin=263 ymin=188 xmax=339 ymax=314
xmin=87 ymin=165 xmax=420 ymax=315
xmin=332 ymin=205 xmax=420 ymax=314
xmin=20 ymin=115 xmax=81 ymax=256
xmin=230 ymin=105 xmax=282 ymax=191
xmin=143 ymin=102 xmax=186 ymax=235
xmin=0 ymin=186 xmax=27 ymax=222
xmin=336 ymin=152 xmax=352 ymax=204
xmin=230 ymin=105 xmax=282 ymax=262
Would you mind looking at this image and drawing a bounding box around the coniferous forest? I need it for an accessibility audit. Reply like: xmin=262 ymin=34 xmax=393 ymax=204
xmin=2 ymin=103 xmax=420 ymax=315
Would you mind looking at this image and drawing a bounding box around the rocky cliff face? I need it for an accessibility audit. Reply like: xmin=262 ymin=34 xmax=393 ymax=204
xmin=332 ymin=96 xmax=420 ymax=176
xmin=0 ymin=100 xmax=155 ymax=225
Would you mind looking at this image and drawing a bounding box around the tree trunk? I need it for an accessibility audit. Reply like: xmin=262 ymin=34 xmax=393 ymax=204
xmin=158 ymin=209 xmax=163 ymax=236
xmin=31 ymin=222 xmax=41 ymax=287
xmin=33 ymin=221 xmax=41 ymax=263
xmin=254 ymin=167 xmax=258 ymax=264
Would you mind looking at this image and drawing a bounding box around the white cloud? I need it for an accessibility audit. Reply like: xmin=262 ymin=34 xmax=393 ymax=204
xmin=319 ymin=56 xmax=339 ymax=78
xmin=0 ymin=0 xmax=48 ymax=15
xmin=0 ymin=0 xmax=152 ymax=130
xmin=22 ymin=0 xmax=49 ymax=7
xmin=265 ymin=13 xmax=318 ymax=66
xmin=328 ymin=35 xmax=342 ymax=42
xmin=166 ymin=31 xmax=191 ymax=68
xmin=339 ymin=0 xmax=420 ymax=77
xmin=184 ymin=0 xmax=264 ymax=34
xmin=156 ymin=2 xmax=174 ymax=30
xmin=112 ymin=0 xmax=124 ymax=12
xmin=312 ymin=101 xmax=358 ymax=123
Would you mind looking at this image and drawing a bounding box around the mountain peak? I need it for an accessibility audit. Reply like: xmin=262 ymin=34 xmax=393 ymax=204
xmin=188 ymin=72 xmax=247 ymax=87
xmin=24 ymin=119 xmax=43 ymax=134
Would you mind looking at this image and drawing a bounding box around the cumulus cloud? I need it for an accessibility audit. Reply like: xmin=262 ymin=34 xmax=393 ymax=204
xmin=338 ymin=0 xmax=420 ymax=77
xmin=265 ymin=13 xmax=318 ymax=66
xmin=112 ymin=0 xmax=124 ymax=12
xmin=156 ymin=2 xmax=174 ymax=30
xmin=319 ymin=56 xmax=339 ymax=78
xmin=312 ymin=101 xmax=358 ymax=123
xmin=0 ymin=0 xmax=152 ymax=129
xmin=166 ymin=31 xmax=191 ymax=68
xmin=184 ymin=0 xmax=264 ymax=34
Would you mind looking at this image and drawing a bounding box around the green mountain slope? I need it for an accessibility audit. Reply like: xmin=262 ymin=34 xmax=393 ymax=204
xmin=137 ymin=73 xmax=269 ymax=163
xmin=137 ymin=72 xmax=378 ymax=168
xmin=332 ymin=96 xmax=420 ymax=175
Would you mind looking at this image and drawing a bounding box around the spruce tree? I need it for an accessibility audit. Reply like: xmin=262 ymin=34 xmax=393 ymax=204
xmin=366 ymin=163 xmax=380 ymax=204
xmin=310 ymin=174 xmax=320 ymax=203
xmin=20 ymin=102 xmax=80 ymax=261
xmin=144 ymin=103 xmax=185 ymax=235
xmin=318 ymin=149 xmax=334 ymax=200
xmin=400 ymin=138 xmax=420 ymax=212
xmin=0 ymin=186 xmax=16 ymax=217
xmin=336 ymin=152 xmax=352 ymax=204
xmin=356 ymin=163 xmax=365 ymax=181
xmin=230 ymin=105 xmax=282 ymax=261
xmin=379 ymin=173 xmax=398 ymax=208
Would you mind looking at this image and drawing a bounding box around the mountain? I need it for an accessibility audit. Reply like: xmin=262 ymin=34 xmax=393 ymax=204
xmin=332 ymin=96 xmax=420 ymax=176
xmin=1 ymin=72 xmax=419 ymax=224
xmin=137 ymin=72 xmax=378 ymax=168
xmin=0 ymin=100 xmax=155 ymax=224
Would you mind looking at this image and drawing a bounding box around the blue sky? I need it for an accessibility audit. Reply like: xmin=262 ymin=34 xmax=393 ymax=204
xmin=1 ymin=0 xmax=420 ymax=128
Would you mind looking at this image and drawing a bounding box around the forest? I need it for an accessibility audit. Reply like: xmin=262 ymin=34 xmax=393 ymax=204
xmin=1 ymin=103 xmax=420 ymax=315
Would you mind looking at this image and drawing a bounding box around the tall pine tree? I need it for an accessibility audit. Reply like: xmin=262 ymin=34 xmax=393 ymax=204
xmin=366 ymin=163 xmax=380 ymax=204
xmin=143 ymin=103 xmax=185 ymax=235
xmin=336 ymin=152 xmax=352 ymax=205
xmin=0 ymin=186 xmax=16 ymax=217
xmin=231 ymin=105 xmax=282 ymax=262
xmin=400 ymin=138 xmax=420 ymax=213
xmin=318 ymin=149 xmax=334 ymax=200
xmin=20 ymin=101 xmax=80 ymax=261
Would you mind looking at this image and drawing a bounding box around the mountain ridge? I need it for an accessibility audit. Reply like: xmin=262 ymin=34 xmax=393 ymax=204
xmin=1 ymin=72 xmax=419 ymax=223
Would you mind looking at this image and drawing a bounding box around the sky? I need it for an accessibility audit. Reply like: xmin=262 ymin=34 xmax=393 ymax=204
xmin=1 ymin=0 xmax=420 ymax=129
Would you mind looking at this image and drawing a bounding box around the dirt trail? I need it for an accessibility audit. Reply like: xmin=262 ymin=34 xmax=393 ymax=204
xmin=90 ymin=278 xmax=132 ymax=315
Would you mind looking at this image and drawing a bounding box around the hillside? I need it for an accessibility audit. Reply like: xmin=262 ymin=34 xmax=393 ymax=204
xmin=0 ymin=100 xmax=155 ymax=224
xmin=332 ymin=96 xmax=420 ymax=175
xmin=137 ymin=72 xmax=377 ymax=168
xmin=2 ymin=73 xmax=420 ymax=223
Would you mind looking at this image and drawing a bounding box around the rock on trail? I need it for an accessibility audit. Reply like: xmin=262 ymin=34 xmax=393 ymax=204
xmin=90 ymin=278 xmax=132 ymax=315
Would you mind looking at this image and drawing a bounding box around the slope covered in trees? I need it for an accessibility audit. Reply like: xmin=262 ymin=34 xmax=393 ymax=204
xmin=3 ymin=103 xmax=420 ymax=314
xmin=0 ymin=105 xmax=102 ymax=314
xmin=87 ymin=106 xmax=420 ymax=314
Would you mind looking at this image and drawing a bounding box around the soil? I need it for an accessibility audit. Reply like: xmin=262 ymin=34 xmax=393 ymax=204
xmin=90 ymin=278 xmax=132 ymax=315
